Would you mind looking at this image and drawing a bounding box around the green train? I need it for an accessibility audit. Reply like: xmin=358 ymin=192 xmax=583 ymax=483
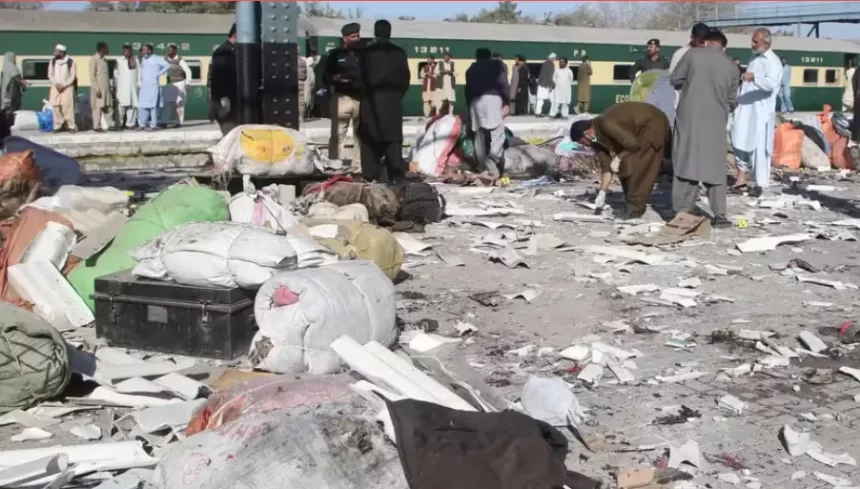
xmin=1 ymin=10 xmax=856 ymax=121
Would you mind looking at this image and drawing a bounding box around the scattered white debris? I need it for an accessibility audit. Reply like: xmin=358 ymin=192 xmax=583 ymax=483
xmin=656 ymin=371 xmax=708 ymax=383
xmin=617 ymin=284 xmax=659 ymax=295
xmin=454 ymin=321 xmax=477 ymax=336
xmin=577 ymin=364 xmax=605 ymax=384
xmin=797 ymin=275 xmax=859 ymax=290
xmin=718 ymin=395 xmax=747 ymax=415
xmin=735 ymin=233 xmax=812 ymax=253
xmin=667 ymin=439 xmax=700 ymax=469
xmin=781 ymin=424 xmax=810 ymax=457
xmin=11 ymin=427 xmax=53 ymax=442
xmin=840 ymin=366 xmax=860 ymax=383
xmin=658 ymin=288 xmax=699 ymax=308
xmin=504 ymin=288 xmax=540 ymax=303
xmin=798 ymin=331 xmax=828 ymax=353
xmin=813 ymin=471 xmax=853 ymax=487
xmin=69 ymin=424 xmax=102 ymax=441
xmin=609 ymin=364 xmax=635 ymax=383
xmin=806 ymin=441 xmax=857 ymax=468
xmin=718 ymin=473 xmax=741 ymax=485
xmin=790 ymin=470 xmax=806 ymax=480
xmin=677 ymin=277 xmax=702 ymax=289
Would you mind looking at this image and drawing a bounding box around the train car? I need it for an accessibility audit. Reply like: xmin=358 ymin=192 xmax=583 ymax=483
xmin=0 ymin=10 xmax=855 ymax=120
xmin=0 ymin=10 xmax=315 ymax=121
xmin=307 ymin=17 xmax=859 ymax=116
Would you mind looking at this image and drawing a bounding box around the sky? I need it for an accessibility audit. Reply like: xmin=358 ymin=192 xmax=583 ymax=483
xmin=43 ymin=1 xmax=860 ymax=40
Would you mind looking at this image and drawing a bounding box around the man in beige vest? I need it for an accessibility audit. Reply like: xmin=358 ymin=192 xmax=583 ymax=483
xmin=48 ymin=44 xmax=77 ymax=132
xmin=89 ymin=41 xmax=113 ymax=131
xmin=163 ymin=43 xmax=192 ymax=127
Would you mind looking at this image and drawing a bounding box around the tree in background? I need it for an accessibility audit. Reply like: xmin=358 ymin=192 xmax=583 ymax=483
xmin=0 ymin=2 xmax=43 ymax=9
xmin=85 ymin=0 xmax=358 ymax=18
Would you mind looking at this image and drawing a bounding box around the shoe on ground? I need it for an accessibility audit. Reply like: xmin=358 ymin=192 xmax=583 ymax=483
xmin=748 ymin=186 xmax=763 ymax=198
xmin=712 ymin=215 xmax=732 ymax=228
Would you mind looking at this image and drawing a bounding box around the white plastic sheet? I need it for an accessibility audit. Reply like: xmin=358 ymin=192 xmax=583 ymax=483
xmin=249 ymin=260 xmax=397 ymax=375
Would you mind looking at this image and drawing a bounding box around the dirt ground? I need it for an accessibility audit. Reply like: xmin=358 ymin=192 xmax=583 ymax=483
xmin=4 ymin=168 xmax=860 ymax=489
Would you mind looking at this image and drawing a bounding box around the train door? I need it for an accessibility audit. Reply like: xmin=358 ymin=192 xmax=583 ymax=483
xmin=845 ymin=53 xmax=858 ymax=70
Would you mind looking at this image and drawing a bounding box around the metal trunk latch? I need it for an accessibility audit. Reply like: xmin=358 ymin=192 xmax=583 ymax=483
xmin=200 ymin=301 xmax=210 ymax=324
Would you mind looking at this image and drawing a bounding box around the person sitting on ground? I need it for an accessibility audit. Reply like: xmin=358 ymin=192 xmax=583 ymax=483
xmin=569 ymin=101 xmax=670 ymax=219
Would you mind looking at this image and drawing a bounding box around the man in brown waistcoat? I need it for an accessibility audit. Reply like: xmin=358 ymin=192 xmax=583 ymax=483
xmin=421 ymin=55 xmax=438 ymax=118
xmin=569 ymin=101 xmax=670 ymax=219
xmin=163 ymin=43 xmax=192 ymax=127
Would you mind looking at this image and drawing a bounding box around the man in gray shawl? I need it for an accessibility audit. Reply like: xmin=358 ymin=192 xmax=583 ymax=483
xmin=670 ymin=28 xmax=738 ymax=228
xmin=534 ymin=53 xmax=556 ymax=116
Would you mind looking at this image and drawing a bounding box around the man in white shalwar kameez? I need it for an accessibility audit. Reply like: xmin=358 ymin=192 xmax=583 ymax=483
xmin=730 ymin=28 xmax=782 ymax=197
xmin=549 ymin=57 xmax=573 ymax=119
xmin=114 ymin=44 xmax=139 ymax=129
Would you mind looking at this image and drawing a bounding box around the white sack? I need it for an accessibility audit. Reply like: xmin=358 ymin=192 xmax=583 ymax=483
xmin=801 ymin=135 xmax=831 ymax=170
xmin=207 ymin=124 xmax=316 ymax=177
xmin=26 ymin=185 xmax=129 ymax=215
xmin=409 ymin=115 xmax=460 ymax=176
xmin=11 ymin=110 xmax=39 ymax=131
xmin=229 ymin=193 xmax=299 ymax=231
xmin=130 ymin=222 xmax=335 ymax=288
xmin=249 ymin=260 xmax=397 ymax=375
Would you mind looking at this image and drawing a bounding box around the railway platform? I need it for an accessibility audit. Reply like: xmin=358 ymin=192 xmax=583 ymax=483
xmin=12 ymin=116 xmax=570 ymax=173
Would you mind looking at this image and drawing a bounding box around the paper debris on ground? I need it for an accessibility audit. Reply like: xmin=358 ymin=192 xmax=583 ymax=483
xmin=840 ymin=366 xmax=860 ymax=382
xmin=582 ymin=245 xmax=667 ymax=265
xmin=736 ymin=233 xmax=812 ymax=253
xmin=667 ymin=439 xmax=701 ymax=468
xmin=798 ymin=331 xmax=828 ymax=353
xmin=718 ymin=395 xmax=747 ymax=414
xmin=446 ymin=206 xmax=526 ymax=217
xmin=781 ymin=424 xmax=810 ymax=456
xmin=656 ymin=370 xmax=708 ymax=383
xmin=436 ymin=251 xmax=465 ymax=267
xmin=578 ymin=364 xmax=605 ymax=384
xmin=609 ymin=364 xmax=635 ymax=383
xmin=454 ymin=321 xmax=477 ymax=336
xmin=11 ymin=427 xmax=53 ymax=442
xmin=504 ymin=288 xmax=540 ymax=302
xmin=718 ymin=473 xmax=741 ymax=485
xmin=553 ymin=212 xmax=609 ymax=222
xmin=488 ymin=247 xmax=529 ymax=268
xmin=813 ymin=472 xmax=853 ymax=487
xmin=69 ymin=424 xmax=102 ymax=441
xmin=394 ymin=233 xmax=434 ymax=255
xmin=677 ymin=277 xmax=702 ymax=289
xmin=806 ymin=441 xmax=858 ymax=467
xmin=796 ymin=275 xmax=859 ymax=290
xmin=658 ymin=288 xmax=699 ymax=308
xmin=617 ymin=284 xmax=660 ymax=295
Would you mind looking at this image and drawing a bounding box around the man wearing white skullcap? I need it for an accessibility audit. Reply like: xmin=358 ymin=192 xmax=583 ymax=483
xmin=48 ymin=43 xmax=77 ymax=132
xmin=534 ymin=52 xmax=556 ymax=116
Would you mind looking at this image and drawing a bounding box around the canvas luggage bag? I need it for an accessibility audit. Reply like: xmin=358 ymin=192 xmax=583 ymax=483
xmin=0 ymin=302 xmax=71 ymax=414
xmin=389 ymin=181 xmax=445 ymax=225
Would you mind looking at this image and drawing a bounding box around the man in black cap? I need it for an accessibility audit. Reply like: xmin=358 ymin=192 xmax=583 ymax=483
xmin=323 ymin=22 xmax=363 ymax=172
xmin=357 ymin=19 xmax=411 ymax=183
xmin=630 ymin=38 xmax=669 ymax=82
xmin=669 ymin=22 xmax=710 ymax=108
xmin=208 ymin=23 xmax=237 ymax=135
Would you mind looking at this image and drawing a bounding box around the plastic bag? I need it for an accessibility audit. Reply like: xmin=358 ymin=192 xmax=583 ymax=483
xmin=130 ymin=222 xmax=335 ymax=288
xmin=36 ymin=109 xmax=53 ymax=133
xmin=521 ymin=376 xmax=586 ymax=428
xmin=186 ymin=374 xmax=354 ymax=435
xmin=772 ymin=123 xmax=803 ymax=170
xmin=801 ymin=135 xmax=831 ymax=170
xmin=208 ymin=124 xmax=316 ymax=176
xmin=158 ymin=407 xmax=407 ymax=489
xmin=249 ymin=260 xmax=397 ymax=375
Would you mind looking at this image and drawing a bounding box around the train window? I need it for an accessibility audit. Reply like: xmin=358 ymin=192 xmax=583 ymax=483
xmin=21 ymin=60 xmax=49 ymax=81
xmin=525 ymin=63 xmax=542 ymax=80
xmin=185 ymin=60 xmax=202 ymax=81
xmin=613 ymin=64 xmax=632 ymax=82
xmin=825 ymin=69 xmax=838 ymax=84
xmin=569 ymin=65 xmax=579 ymax=81
xmin=106 ymin=59 xmax=117 ymax=80
xmin=803 ymin=69 xmax=819 ymax=84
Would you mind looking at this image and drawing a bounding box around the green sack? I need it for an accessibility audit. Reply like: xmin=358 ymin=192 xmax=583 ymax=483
xmin=0 ymin=303 xmax=71 ymax=414
xmin=457 ymin=126 xmax=515 ymax=165
xmin=68 ymin=185 xmax=230 ymax=311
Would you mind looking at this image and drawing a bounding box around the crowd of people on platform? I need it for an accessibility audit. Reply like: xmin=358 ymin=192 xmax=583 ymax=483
xmin=0 ymin=40 xmax=193 ymax=134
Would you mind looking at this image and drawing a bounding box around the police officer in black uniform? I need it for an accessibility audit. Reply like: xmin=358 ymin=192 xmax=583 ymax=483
xmin=323 ymin=23 xmax=363 ymax=166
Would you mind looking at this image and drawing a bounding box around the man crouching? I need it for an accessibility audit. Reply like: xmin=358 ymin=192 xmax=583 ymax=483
xmin=569 ymin=102 xmax=670 ymax=219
